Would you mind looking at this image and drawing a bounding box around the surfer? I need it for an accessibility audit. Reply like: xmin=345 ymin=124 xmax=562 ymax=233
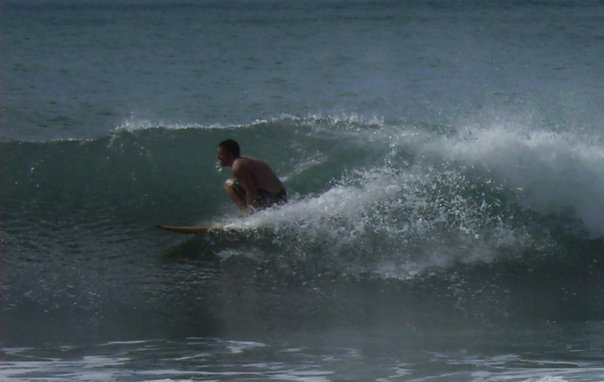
xmin=217 ymin=139 xmax=287 ymax=214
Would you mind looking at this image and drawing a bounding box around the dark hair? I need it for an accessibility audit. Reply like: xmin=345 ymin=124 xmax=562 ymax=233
xmin=218 ymin=139 xmax=240 ymax=157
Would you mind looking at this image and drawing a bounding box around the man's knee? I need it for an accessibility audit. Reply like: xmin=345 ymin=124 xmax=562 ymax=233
xmin=224 ymin=179 xmax=235 ymax=191
xmin=224 ymin=179 xmax=245 ymax=198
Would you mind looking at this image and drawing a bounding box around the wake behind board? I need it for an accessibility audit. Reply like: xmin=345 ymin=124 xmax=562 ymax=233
xmin=157 ymin=224 xmax=235 ymax=234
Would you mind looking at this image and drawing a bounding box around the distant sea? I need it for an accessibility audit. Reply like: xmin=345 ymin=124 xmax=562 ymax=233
xmin=2 ymin=1 xmax=604 ymax=380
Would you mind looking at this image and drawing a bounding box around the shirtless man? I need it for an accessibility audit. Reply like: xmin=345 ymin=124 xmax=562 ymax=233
xmin=217 ymin=139 xmax=287 ymax=214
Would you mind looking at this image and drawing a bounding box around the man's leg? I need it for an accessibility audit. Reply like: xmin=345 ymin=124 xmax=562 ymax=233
xmin=224 ymin=179 xmax=247 ymax=210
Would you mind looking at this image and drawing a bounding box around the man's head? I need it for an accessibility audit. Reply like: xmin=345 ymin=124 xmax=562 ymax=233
xmin=218 ymin=139 xmax=240 ymax=167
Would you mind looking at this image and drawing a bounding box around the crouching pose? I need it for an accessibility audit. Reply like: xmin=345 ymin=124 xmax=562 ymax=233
xmin=217 ymin=139 xmax=286 ymax=214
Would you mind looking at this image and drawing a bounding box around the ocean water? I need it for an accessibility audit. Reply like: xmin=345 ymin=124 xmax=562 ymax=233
xmin=2 ymin=0 xmax=604 ymax=381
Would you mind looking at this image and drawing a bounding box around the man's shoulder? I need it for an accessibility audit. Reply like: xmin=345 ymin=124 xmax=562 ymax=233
xmin=232 ymin=157 xmax=255 ymax=172
xmin=234 ymin=156 xmax=264 ymax=167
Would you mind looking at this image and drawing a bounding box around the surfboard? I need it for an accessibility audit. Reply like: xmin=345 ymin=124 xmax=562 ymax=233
xmin=156 ymin=224 xmax=235 ymax=234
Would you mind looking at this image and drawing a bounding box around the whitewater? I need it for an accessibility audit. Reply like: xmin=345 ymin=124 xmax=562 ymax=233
xmin=2 ymin=0 xmax=604 ymax=381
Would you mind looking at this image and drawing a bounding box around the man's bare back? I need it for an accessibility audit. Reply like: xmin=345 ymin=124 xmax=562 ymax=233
xmin=232 ymin=157 xmax=284 ymax=194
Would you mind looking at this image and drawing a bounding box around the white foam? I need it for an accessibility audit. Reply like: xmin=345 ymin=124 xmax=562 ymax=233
xmin=99 ymin=339 xmax=151 ymax=346
xmin=226 ymin=340 xmax=267 ymax=354
xmin=224 ymin=163 xmax=531 ymax=279
xmin=114 ymin=118 xmax=226 ymax=133
xmin=281 ymin=154 xmax=328 ymax=182
xmin=269 ymin=372 xmax=333 ymax=382
xmin=421 ymin=123 xmax=604 ymax=238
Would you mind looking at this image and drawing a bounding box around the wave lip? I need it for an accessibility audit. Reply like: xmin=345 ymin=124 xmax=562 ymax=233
xmin=113 ymin=119 xmax=229 ymax=133
xmin=421 ymin=124 xmax=604 ymax=238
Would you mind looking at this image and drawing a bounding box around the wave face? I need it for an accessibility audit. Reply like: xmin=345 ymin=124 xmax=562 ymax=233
xmin=2 ymin=114 xmax=604 ymax=346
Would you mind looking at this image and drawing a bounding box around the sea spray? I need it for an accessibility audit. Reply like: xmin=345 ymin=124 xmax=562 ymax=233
xmin=421 ymin=123 xmax=604 ymax=238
